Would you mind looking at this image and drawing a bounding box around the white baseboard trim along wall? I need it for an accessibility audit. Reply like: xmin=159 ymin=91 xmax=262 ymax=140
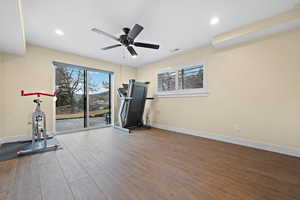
xmin=152 ymin=123 xmax=300 ymax=158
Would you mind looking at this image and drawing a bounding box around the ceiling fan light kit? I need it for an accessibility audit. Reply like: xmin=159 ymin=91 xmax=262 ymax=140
xmin=92 ymin=24 xmax=160 ymax=58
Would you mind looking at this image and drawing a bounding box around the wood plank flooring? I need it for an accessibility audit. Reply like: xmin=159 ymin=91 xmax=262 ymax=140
xmin=0 ymin=127 xmax=300 ymax=200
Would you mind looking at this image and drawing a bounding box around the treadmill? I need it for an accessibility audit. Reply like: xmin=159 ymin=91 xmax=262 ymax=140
xmin=115 ymin=79 xmax=154 ymax=133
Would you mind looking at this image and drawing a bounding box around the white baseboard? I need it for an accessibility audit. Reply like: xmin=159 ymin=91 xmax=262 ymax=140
xmin=0 ymin=135 xmax=31 ymax=146
xmin=152 ymin=123 xmax=300 ymax=158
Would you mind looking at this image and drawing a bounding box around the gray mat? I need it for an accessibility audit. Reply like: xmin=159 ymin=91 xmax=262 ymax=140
xmin=0 ymin=138 xmax=61 ymax=162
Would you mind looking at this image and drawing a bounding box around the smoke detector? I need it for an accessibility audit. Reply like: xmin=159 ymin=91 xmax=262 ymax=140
xmin=170 ymin=48 xmax=180 ymax=53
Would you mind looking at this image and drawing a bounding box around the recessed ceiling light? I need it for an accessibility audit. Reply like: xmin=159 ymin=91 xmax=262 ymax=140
xmin=210 ymin=17 xmax=220 ymax=26
xmin=55 ymin=29 xmax=64 ymax=36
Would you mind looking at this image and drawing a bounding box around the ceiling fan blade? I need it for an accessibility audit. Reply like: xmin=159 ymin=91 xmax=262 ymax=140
xmin=127 ymin=46 xmax=138 ymax=57
xmin=101 ymin=44 xmax=122 ymax=50
xmin=128 ymin=24 xmax=144 ymax=41
xmin=134 ymin=42 xmax=160 ymax=49
xmin=91 ymin=28 xmax=119 ymax=42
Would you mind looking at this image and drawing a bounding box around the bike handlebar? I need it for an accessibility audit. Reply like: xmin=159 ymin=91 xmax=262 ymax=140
xmin=21 ymin=90 xmax=57 ymax=97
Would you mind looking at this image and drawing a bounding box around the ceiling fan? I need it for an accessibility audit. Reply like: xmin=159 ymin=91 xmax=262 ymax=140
xmin=91 ymin=24 xmax=160 ymax=57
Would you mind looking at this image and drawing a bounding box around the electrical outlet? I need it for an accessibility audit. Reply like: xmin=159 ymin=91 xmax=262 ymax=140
xmin=294 ymin=3 xmax=300 ymax=9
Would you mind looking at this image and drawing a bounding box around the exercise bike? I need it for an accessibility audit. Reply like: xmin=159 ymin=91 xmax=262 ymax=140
xmin=17 ymin=90 xmax=60 ymax=155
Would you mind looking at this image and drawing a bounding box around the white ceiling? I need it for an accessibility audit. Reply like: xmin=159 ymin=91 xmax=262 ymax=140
xmin=0 ymin=0 xmax=25 ymax=55
xmin=21 ymin=0 xmax=300 ymax=67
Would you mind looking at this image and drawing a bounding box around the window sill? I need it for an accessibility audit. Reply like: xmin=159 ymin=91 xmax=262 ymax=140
xmin=156 ymin=90 xmax=209 ymax=98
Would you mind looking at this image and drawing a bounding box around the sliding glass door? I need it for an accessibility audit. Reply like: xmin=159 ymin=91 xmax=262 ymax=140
xmin=87 ymin=71 xmax=111 ymax=128
xmin=54 ymin=62 xmax=111 ymax=132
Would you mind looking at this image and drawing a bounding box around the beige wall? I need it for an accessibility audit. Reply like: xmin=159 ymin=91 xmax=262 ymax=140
xmin=0 ymin=45 xmax=136 ymax=139
xmin=0 ymin=54 xmax=4 ymax=136
xmin=137 ymin=27 xmax=300 ymax=149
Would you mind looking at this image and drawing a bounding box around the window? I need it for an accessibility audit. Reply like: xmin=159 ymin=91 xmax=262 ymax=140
xmin=178 ymin=66 xmax=204 ymax=90
xmin=157 ymin=70 xmax=176 ymax=92
xmin=157 ymin=64 xmax=208 ymax=97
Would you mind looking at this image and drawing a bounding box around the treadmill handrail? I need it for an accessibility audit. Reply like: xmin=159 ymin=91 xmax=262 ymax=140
xmin=120 ymin=97 xmax=134 ymax=101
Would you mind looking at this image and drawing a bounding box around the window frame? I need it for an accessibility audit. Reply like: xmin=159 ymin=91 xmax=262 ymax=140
xmin=53 ymin=61 xmax=112 ymax=133
xmin=156 ymin=62 xmax=208 ymax=98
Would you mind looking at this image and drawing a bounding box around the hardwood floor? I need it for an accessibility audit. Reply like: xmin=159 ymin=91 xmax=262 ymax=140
xmin=0 ymin=127 xmax=300 ymax=200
